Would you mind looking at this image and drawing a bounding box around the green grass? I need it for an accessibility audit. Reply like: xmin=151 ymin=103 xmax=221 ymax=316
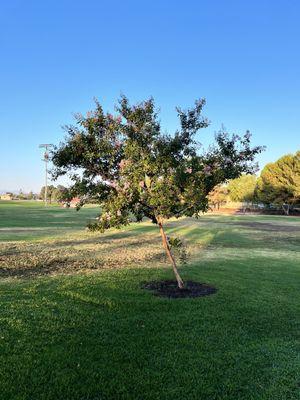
xmin=0 ymin=202 xmax=299 ymax=399
xmin=0 ymin=200 xmax=99 ymax=241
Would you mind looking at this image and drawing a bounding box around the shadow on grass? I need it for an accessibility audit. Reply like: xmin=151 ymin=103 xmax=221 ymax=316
xmin=1 ymin=216 xmax=299 ymax=281
xmin=0 ymin=264 xmax=299 ymax=400
xmin=0 ymin=245 xmax=166 ymax=279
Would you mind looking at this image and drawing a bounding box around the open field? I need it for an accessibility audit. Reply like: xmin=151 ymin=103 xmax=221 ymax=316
xmin=0 ymin=200 xmax=99 ymax=241
xmin=0 ymin=201 xmax=299 ymax=399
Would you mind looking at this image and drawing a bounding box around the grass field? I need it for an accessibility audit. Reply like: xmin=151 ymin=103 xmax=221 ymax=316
xmin=0 ymin=201 xmax=299 ymax=399
xmin=0 ymin=200 xmax=99 ymax=241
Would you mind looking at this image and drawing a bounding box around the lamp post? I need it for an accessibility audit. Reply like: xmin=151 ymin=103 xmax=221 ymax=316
xmin=39 ymin=144 xmax=53 ymax=206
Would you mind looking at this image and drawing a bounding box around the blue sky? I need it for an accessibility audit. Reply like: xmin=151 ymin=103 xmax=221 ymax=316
xmin=0 ymin=0 xmax=299 ymax=192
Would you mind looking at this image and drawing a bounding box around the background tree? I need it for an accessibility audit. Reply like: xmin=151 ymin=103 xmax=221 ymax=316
xmin=208 ymin=184 xmax=228 ymax=210
xmin=27 ymin=191 xmax=35 ymax=200
xmin=227 ymin=174 xmax=257 ymax=203
xmin=255 ymin=151 xmax=300 ymax=215
xmin=39 ymin=185 xmax=56 ymax=203
xmin=17 ymin=189 xmax=27 ymax=200
xmin=52 ymin=96 xmax=263 ymax=288
xmin=52 ymin=185 xmax=71 ymax=203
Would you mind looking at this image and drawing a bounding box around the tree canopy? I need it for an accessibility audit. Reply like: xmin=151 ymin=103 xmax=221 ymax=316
xmin=255 ymin=151 xmax=300 ymax=214
xmin=207 ymin=184 xmax=228 ymax=210
xmin=39 ymin=185 xmax=70 ymax=203
xmin=227 ymin=174 xmax=257 ymax=203
xmin=52 ymin=96 xmax=263 ymax=287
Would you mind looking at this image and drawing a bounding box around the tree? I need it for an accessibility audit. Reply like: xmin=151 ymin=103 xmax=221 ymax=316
xmin=52 ymin=96 xmax=263 ymax=288
xmin=227 ymin=174 xmax=257 ymax=203
xmin=39 ymin=185 xmax=56 ymax=203
xmin=17 ymin=189 xmax=27 ymax=200
xmin=52 ymin=185 xmax=71 ymax=203
xmin=27 ymin=191 xmax=35 ymax=200
xmin=208 ymin=184 xmax=228 ymax=210
xmin=255 ymin=151 xmax=300 ymax=215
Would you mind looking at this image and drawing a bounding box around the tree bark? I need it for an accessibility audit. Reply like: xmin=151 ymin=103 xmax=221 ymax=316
xmin=157 ymin=218 xmax=184 ymax=289
xmin=282 ymin=204 xmax=290 ymax=215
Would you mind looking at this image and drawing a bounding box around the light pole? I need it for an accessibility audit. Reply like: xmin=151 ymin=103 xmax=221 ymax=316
xmin=39 ymin=144 xmax=53 ymax=206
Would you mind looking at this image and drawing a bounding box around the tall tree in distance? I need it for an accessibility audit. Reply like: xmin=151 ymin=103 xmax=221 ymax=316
xmin=39 ymin=185 xmax=56 ymax=203
xmin=255 ymin=151 xmax=300 ymax=215
xmin=52 ymin=185 xmax=71 ymax=203
xmin=208 ymin=184 xmax=228 ymax=210
xmin=228 ymin=174 xmax=257 ymax=203
xmin=52 ymin=96 xmax=263 ymax=288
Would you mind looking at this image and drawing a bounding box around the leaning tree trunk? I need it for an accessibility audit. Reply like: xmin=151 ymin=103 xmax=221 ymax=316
xmin=282 ymin=204 xmax=290 ymax=215
xmin=157 ymin=218 xmax=184 ymax=289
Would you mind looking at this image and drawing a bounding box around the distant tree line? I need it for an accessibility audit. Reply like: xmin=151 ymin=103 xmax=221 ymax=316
xmin=12 ymin=190 xmax=39 ymax=200
xmin=8 ymin=185 xmax=71 ymax=203
xmin=208 ymin=151 xmax=300 ymax=215
xmin=39 ymin=185 xmax=71 ymax=203
xmin=4 ymin=151 xmax=299 ymax=216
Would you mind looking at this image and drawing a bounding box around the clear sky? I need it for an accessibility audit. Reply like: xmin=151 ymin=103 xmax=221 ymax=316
xmin=0 ymin=0 xmax=299 ymax=192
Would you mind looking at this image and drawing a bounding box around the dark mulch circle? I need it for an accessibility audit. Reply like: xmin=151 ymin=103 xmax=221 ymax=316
xmin=142 ymin=280 xmax=217 ymax=299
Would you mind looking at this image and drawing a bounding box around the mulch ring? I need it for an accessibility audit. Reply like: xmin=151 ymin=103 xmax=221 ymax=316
xmin=142 ymin=280 xmax=217 ymax=299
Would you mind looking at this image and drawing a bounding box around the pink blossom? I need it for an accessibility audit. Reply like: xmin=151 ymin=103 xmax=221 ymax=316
xmin=203 ymin=165 xmax=212 ymax=176
xmin=119 ymin=159 xmax=129 ymax=169
xmin=102 ymin=212 xmax=111 ymax=221
xmin=139 ymin=181 xmax=145 ymax=188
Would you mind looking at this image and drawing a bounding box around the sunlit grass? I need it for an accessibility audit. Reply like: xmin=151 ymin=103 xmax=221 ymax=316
xmin=0 ymin=202 xmax=299 ymax=399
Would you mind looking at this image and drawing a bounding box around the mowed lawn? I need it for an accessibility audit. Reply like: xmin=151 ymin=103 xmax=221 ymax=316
xmin=0 ymin=200 xmax=99 ymax=241
xmin=0 ymin=202 xmax=299 ymax=400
